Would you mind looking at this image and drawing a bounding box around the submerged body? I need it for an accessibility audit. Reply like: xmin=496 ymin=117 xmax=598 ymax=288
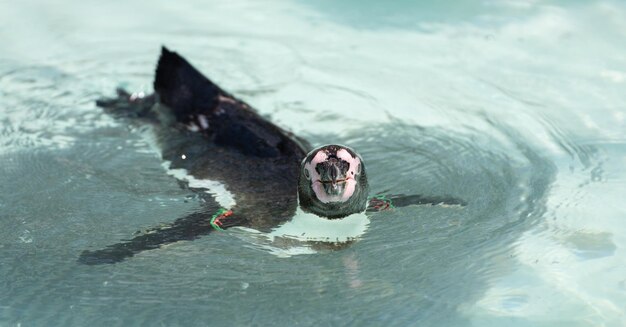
xmin=82 ymin=47 xmax=464 ymax=264
xmin=82 ymin=47 xmax=308 ymax=264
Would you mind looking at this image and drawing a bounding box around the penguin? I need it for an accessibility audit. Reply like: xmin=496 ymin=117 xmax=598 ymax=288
xmin=80 ymin=47 xmax=465 ymax=264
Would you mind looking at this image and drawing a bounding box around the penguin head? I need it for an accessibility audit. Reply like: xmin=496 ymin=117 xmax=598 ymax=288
xmin=298 ymin=144 xmax=369 ymax=219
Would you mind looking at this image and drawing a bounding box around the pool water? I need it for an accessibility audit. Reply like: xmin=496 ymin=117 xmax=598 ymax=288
xmin=1 ymin=1 xmax=625 ymax=326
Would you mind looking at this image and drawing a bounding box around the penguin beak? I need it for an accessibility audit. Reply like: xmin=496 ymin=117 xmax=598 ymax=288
xmin=318 ymin=159 xmax=349 ymax=195
xmin=301 ymin=146 xmax=363 ymax=207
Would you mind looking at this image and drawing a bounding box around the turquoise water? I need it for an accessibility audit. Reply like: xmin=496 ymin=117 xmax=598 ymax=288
xmin=1 ymin=0 xmax=625 ymax=326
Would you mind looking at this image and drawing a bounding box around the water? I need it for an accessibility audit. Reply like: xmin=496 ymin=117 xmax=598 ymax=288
xmin=1 ymin=0 xmax=625 ymax=326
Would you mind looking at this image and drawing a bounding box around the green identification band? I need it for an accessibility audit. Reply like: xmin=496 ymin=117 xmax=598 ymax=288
xmin=210 ymin=208 xmax=231 ymax=231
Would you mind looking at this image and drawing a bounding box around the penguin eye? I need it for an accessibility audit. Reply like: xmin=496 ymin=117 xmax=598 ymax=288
xmin=304 ymin=168 xmax=310 ymax=180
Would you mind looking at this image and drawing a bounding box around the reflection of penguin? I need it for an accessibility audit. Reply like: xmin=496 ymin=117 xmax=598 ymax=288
xmin=80 ymin=47 xmax=464 ymax=265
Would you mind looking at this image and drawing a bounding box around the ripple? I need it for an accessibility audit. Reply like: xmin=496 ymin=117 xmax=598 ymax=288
xmin=286 ymin=118 xmax=556 ymax=320
xmin=1 ymin=0 xmax=625 ymax=325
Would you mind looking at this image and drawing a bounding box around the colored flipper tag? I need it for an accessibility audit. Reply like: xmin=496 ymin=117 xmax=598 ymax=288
xmin=210 ymin=208 xmax=233 ymax=231
xmin=368 ymin=195 xmax=394 ymax=211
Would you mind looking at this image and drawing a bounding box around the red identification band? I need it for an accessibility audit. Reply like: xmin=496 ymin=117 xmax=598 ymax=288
xmin=210 ymin=208 xmax=233 ymax=231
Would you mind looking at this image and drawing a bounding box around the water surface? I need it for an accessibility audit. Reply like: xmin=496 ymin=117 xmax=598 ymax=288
xmin=1 ymin=1 xmax=625 ymax=326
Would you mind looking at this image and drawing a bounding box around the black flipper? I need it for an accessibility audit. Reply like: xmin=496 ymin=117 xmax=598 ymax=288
xmin=154 ymin=46 xmax=225 ymax=122
xmin=367 ymin=194 xmax=467 ymax=212
xmin=78 ymin=210 xmax=246 ymax=265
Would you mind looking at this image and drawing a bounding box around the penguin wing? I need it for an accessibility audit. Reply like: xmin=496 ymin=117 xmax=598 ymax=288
xmin=78 ymin=208 xmax=247 ymax=265
xmin=367 ymin=194 xmax=467 ymax=212
xmin=78 ymin=184 xmax=250 ymax=266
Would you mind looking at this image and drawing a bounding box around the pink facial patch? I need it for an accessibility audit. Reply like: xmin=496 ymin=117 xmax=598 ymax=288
xmin=304 ymin=148 xmax=361 ymax=204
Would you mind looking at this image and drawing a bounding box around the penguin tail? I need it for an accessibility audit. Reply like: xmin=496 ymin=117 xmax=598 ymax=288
xmin=154 ymin=46 xmax=224 ymax=120
xmin=95 ymin=88 xmax=157 ymax=120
